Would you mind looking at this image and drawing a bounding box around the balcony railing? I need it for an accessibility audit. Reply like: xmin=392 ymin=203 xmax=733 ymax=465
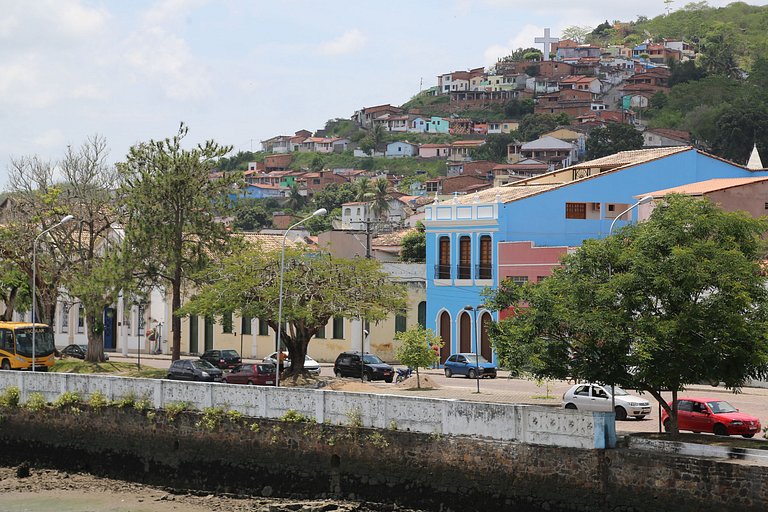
xmin=456 ymin=264 xmax=472 ymax=280
xmin=476 ymin=263 xmax=493 ymax=280
xmin=434 ymin=264 xmax=451 ymax=280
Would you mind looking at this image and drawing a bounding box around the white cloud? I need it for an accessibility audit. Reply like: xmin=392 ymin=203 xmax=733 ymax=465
xmin=483 ymin=24 xmax=550 ymax=66
xmin=31 ymin=129 xmax=67 ymax=151
xmin=143 ymin=0 xmax=209 ymax=27
xmin=316 ymin=29 xmax=367 ymax=57
xmin=123 ymin=27 xmax=212 ymax=101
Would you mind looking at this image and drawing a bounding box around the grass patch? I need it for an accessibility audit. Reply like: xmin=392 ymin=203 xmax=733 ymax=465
xmin=51 ymin=360 xmax=166 ymax=379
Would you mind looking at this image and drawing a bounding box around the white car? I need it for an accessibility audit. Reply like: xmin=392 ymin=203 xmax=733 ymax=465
xmin=562 ymin=383 xmax=651 ymax=420
xmin=262 ymin=351 xmax=321 ymax=375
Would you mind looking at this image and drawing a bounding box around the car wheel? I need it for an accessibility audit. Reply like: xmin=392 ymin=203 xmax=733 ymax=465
xmin=247 ymin=380 xmax=254 ymax=385
xmin=334 ymin=369 xmax=342 ymax=378
xmin=490 ymin=374 xmax=497 ymax=379
xmin=564 ymin=403 xmax=577 ymax=410
xmin=634 ymin=415 xmax=646 ymax=420
xmin=444 ymin=368 xmax=452 ymax=378
xmin=384 ymin=377 xmax=393 ymax=383
xmin=467 ymin=368 xmax=477 ymax=379
xmin=362 ymin=372 xmax=371 ymax=382
xmin=713 ymin=424 xmax=729 ymax=436
xmin=743 ymin=434 xmax=755 ymax=439
xmin=614 ymin=406 xmax=627 ymax=421
xmin=0 ymin=359 xmax=10 ymax=370
xmin=663 ymin=418 xmax=671 ymax=432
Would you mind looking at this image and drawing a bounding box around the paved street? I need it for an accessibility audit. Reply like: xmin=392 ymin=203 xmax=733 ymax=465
xmin=107 ymin=353 xmax=768 ymax=438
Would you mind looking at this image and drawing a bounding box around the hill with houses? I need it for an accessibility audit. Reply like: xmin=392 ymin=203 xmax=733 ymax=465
xmin=231 ymin=2 xmax=768 ymax=242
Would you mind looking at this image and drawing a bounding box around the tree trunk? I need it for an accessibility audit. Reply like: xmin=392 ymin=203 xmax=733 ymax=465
xmin=171 ymin=275 xmax=181 ymax=361
xmin=85 ymin=311 xmax=106 ymax=363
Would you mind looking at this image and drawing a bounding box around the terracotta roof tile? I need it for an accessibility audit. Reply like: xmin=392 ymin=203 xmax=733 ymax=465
xmin=639 ymin=177 xmax=768 ymax=198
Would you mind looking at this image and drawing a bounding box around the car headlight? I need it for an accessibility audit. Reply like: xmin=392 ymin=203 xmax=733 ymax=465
xmin=730 ymin=420 xmax=743 ymax=426
xmin=201 ymin=371 xmax=210 ymax=378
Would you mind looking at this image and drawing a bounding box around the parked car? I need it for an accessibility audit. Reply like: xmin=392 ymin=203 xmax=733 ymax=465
xmin=443 ymin=353 xmax=497 ymax=379
xmin=333 ymin=351 xmax=394 ymax=382
xmin=200 ymin=349 xmax=241 ymax=370
xmin=662 ymin=397 xmax=761 ymax=438
xmin=562 ymin=383 xmax=651 ymax=420
xmin=59 ymin=344 xmax=109 ymax=361
xmin=166 ymin=359 xmax=223 ymax=382
xmin=223 ymin=363 xmax=276 ymax=386
xmin=263 ymin=351 xmax=321 ymax=375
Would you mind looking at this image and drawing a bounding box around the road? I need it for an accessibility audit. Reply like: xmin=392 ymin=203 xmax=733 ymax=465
xmin=107 ymin=354 xmax=768 ymax=438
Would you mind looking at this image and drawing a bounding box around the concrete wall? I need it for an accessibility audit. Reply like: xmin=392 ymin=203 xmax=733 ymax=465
xmin=0 ymin=406 xmax=766 ymax=512
xmin=0 ymin=370 xmax=614 ymax=449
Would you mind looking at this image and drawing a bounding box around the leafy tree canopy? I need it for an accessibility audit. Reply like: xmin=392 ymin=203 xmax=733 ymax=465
xmin=585 ymin=123 xmax=644 ymax=160
xmin=394 ymin=325 xmax=443 ymax=389
xmin=180 ymin=245 xmax=407 ymax=377
xmin=484 ymin=195 xmax=768 ymax=432
xmin=518 ymin=113 xmax=570 ymax=141
xmin=470 ymin=133 xmax=519 ymax=163
xmin=400 ymin=222 xmax=426 ymax=263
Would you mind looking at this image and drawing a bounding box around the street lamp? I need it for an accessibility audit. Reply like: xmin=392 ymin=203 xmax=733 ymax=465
xmin=276 ymin=208 xmax=327 ymax=387
xmin=606 ymin=196 xmax=652 ymax=412
xmin=32 ymin=214 xmax=74 ymax=371
xmin=136 ymin=302 xmax=146 ymax=370
xmin=609 ymin=196 xmax=653 ymax=237
xmin=464 ymin=305 xmax=484 ymax=394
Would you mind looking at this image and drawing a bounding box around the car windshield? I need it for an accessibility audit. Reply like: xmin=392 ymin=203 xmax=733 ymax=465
xmin=15 ymin=328 xmax=55 ymax=357
xmin=608 ymin=386 xmax=629 ymax=396
xmin=192 ymin=360 xmax=215 ymax=369
xmin=707 ymin=400 xmax=737 ymax=414
xmin=222 ymin=350 xmax=239 ymax=357
xmin=463 ymin=354 xmax=490 ymax=364
xmin=362 ymin=354 xmax=384 ymax=364
xmin=257 ymin=364 xmax=275 ymax=373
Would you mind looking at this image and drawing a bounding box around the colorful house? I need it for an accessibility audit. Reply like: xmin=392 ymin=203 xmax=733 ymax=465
xmin=422 ymin=147 xmax=768 ymax=363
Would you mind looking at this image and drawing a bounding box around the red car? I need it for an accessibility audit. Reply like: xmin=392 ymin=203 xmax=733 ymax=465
xmin=662 ymin=397 xmax=761 ymax=438
xmin=222 ymin=363 xmax=276 ymax=386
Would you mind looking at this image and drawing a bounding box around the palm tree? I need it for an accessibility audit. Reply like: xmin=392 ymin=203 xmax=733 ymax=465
xmin=370 ymin=177 xmax=390 ymax=220
xmin=353 ymin=177 xmax=372 ymax=202
xmin=286 ymin=182 xmax=305 ymax=212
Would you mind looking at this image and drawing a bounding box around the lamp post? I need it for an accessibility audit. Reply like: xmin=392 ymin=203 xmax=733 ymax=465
xmin=464 ymin=305 xmax=483 ymax=394
xmin=609 ymin=196 xmax=653 ymax=238
xmin=136 ymin=302 xmax=146 ymax=370
xmin=606 ymin=196 xmax=652 ymax=412
xmin=276 ymin=208 xmax=327 ymax=387
xmin=31 ymin=214 xmax=74 ymax=371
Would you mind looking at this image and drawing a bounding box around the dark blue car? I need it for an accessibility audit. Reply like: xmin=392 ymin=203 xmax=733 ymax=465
xmin=444 ymin=353 xmax=497 ymax=379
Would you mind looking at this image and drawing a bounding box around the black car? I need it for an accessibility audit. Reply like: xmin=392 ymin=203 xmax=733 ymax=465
xmin=200 ymin=349 xmax=241 ymax=370
xmin=333 ymin=351 xmax=394 ymax=383
xmin=166 ymin=359 xmax=223 ymax=382
xmin=60 ymin=344 xmax=109 ymax=361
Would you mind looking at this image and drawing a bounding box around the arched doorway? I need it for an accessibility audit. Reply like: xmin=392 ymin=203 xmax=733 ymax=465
xmin=480 ymin=312 xmax=492 ymax=361
xmin=438 ymin=311 xmax=451 ymax=363
xmin=459 ymin=312 xmax=472 ymax=353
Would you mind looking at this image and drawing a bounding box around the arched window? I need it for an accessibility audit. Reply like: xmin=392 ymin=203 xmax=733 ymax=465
xmin=417 ymin=301 xmax=426 ymax=328
xmin=458 ymin=236 xmax=471 ymax=279
xmin=437 ymin=236 xmax=451 ymax=279
xmin=479 ymin=235 xmax=492 ymax=279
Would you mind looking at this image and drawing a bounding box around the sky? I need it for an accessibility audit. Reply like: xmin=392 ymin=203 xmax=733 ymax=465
xmin=1 ymin=0 xmax=766 ymax=187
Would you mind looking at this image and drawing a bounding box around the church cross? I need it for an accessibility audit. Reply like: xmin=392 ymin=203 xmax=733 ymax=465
xmin=534 ymin=28 xmax=559 ymax=58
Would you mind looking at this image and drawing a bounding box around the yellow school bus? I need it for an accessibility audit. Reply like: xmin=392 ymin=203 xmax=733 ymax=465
xmin=0 ymin=322 xmax=56 ymax=371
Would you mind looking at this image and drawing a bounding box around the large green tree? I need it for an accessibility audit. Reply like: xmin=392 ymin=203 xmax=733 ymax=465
xmin=180 ymin=245 xmax=407 ymax=377
xmin=400 ymin=222 xmax=426 ymax=263
xmin=485 ymin=195 xmax=768 ymax=433
xmin=117 ymin=124 xmax=239 ymax=361
xmin=585 ymin=123 xmax=644 ymax=160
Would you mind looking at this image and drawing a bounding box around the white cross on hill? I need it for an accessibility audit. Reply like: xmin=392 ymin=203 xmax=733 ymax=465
xmin=534 ymin=28 xmax=559 ymax=58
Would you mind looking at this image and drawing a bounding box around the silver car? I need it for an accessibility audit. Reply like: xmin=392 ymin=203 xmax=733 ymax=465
xmin=262 ymin=351 xmax=321 ymax=375
xmin=562 ymin=383 xmax=651 ymax=420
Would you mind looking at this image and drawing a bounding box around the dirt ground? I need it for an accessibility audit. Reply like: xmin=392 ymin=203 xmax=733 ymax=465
xmin=0 ymin=466 xmax=423 ymax=512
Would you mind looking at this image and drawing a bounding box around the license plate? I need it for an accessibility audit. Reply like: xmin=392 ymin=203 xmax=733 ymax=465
xmin=266 ymin=380 xmax=274 ymax=384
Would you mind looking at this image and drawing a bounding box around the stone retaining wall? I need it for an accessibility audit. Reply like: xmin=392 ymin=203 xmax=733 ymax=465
xmin=0 ymin=406 xmax=766 ymax=512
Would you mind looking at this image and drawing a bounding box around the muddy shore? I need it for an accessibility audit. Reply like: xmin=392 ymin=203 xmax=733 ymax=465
xmin=0 ymin=465 xmax=425 ymax=512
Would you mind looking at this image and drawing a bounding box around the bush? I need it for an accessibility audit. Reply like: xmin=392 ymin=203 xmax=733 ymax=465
xmin=53 ymin=391 xmax=81 ymax=409
xmin=87 ymin=391 xmax=109 ymax=409
xmin=0 ymin=387 xmax=21 ymax=408
xmin=280 ymin=409 xmax=310 ymax=423
xmin=164 ymin=401 xmax=193 ymax=422
xmin=25 ymin=393 xmax=46 ymax=411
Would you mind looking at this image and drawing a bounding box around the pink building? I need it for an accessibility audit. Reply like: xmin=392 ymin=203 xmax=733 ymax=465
xmin=497 ymin=241 xmax=573 ymax=321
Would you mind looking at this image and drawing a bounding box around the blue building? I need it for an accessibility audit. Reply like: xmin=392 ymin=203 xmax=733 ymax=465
xmin=422 ymin=147 xmax=768 ymax=363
